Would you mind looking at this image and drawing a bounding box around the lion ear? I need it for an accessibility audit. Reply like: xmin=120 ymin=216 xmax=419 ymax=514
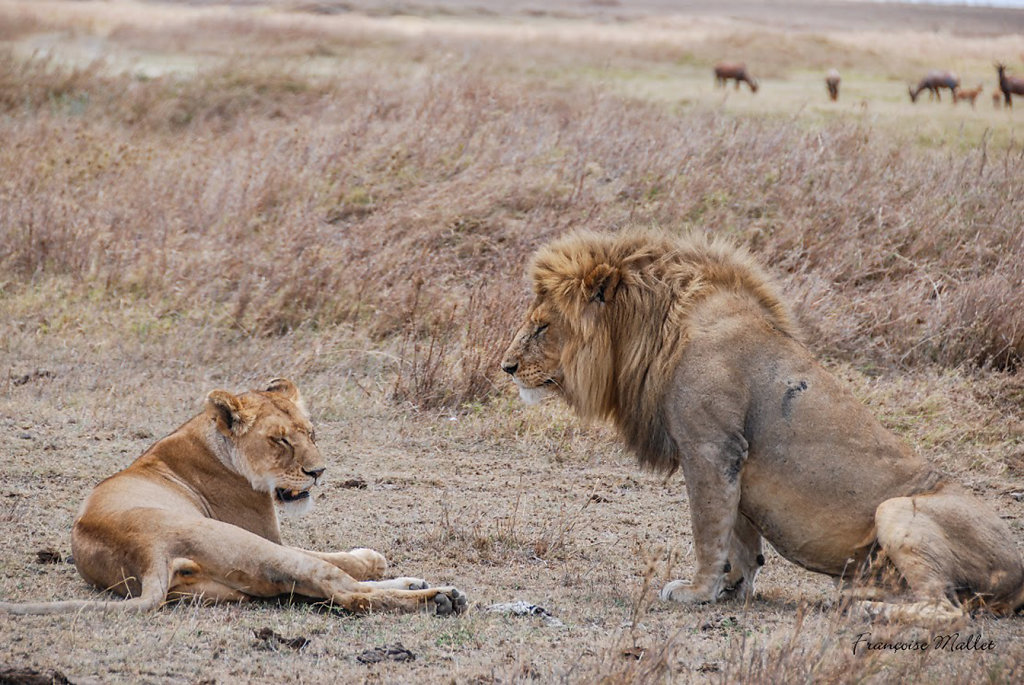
xmin=266 ymin=378 xmax=300 ymax=402
xmin=265 ymin=377 xmax=308 ymax=417
xmin=206 ymin=390 xmax=255 ymax=436
xmin=583 ymin=264 xmax=621 ymax=305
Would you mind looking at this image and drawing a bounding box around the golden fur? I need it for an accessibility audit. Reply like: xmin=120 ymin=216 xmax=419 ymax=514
xmin=502 ymin=230 xmax=1024 ymax=621
xmin=0 ymin=379 xmax=466 ymax=616
xmin=526 ymin=230 xmax=795 ymax=474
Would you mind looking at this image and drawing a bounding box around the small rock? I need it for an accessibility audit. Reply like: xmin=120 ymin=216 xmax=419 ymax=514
xmin=485 ymin=600 xmax=564 ymax=627
xmin=35 ymin=549 xmax=63 ymax=565
xmin=0 ymin=667 xmax=72 ymax=684
xmin=252 ymin=627 xmax=308 ymax=651
xmin=356 ymin=642 xmax=416 ymax=664
xmin=621 ymin=646 xmax=645 ymax=660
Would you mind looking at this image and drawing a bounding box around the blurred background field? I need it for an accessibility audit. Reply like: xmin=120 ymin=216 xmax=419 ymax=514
xmin=1 ymin=1 xmax=1022 ymax=682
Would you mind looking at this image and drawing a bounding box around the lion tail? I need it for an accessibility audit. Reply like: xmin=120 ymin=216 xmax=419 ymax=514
xmin=0 ymin=562 xmax=174 ymax=615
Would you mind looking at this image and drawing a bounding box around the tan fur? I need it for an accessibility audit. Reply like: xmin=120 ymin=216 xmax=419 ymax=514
xmin=0 ymin=379 xmax=466 ymax=616
xmin=501 ymin=230 xmax=1024 ymax=621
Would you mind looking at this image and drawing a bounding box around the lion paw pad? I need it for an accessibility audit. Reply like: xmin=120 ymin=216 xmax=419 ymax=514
xmin=432 ymin=588 xmax=467 ymax=616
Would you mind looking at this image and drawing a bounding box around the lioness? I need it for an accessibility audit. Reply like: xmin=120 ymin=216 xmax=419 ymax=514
xmin=501 ymin=230 xmax=1023 ymax=621
xmin=0 ymin=379 xmax=466 ymax=616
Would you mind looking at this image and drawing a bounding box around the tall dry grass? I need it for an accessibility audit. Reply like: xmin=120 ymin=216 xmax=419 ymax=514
xmin=1 ymin=24 xmax=1022 ymax=410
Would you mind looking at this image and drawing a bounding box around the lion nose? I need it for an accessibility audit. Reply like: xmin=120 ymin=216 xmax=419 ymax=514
xmin=303 ymin=466 xmax=325 ymax=480
xmin=501 ymin=362 xmax=518 ymax=376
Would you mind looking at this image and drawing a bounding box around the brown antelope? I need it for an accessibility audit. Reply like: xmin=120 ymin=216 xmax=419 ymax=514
xmin=825 ymin=69 xmax=841 ymax=101
xmin=953 ymin=84 xmax=983 ymax=108
xmin=714 ymin=62 xmax=759 ymax=93
xmin=908 ymin=70 xmax=960 ymax=103
xmin=996 ymin=63 xmax=1024 ymax=108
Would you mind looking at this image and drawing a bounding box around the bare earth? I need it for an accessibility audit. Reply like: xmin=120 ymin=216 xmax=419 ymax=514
xmin=1 ymin=1 xmax=1023 ymax=683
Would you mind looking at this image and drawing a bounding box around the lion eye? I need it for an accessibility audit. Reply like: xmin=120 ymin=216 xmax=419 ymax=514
xmin=272 ymin=436 xmax=293 ymax=449
xmin=533 ymin=323 xmax=549 ymax=338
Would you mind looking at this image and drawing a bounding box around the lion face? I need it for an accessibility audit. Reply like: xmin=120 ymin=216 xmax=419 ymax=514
xmin=206 ymin=379 xmax=325 ymax=515
xmin=501 ymin=235 xmax=625 ymax=415
xmin=500 ymin=298 xmax=566 ymax=405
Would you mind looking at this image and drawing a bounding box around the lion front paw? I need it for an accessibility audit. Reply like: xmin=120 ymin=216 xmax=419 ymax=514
xmin=371 ymin=576 xmax=429 ymax=591
xmin=660 ymin=579 xmax=718 ymax=604
xmin=430 ymin=587 xmax=468 ymax=617
xmin=349 ymin=548 xmax=388 ymax=580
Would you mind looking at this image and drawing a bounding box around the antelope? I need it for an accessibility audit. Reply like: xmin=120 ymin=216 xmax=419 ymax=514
xmin=825 ymin=69 xmax=841 ymax=101
xmin=908 ymin=70 xmax=960 ymax=103
xmin=953 ymin=84 xmax=983 ymax=108
xmin=996 ymin=63 xmax=1024 ymax=108
xmin=714 ymin=62 xmax=759 ymax=93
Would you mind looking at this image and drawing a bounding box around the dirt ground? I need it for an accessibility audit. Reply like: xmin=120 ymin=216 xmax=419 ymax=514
xmin=3 ymin=320 xmax=1022 ymax=683
xmin=1 ymin=1 xmax=1023 ymax=683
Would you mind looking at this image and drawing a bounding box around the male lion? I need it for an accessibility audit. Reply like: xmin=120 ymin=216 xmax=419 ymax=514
xmin=500 ymin=231 xmax=1024 ymax=621
xmin=0 ymin=379 xmax=467 ymax=616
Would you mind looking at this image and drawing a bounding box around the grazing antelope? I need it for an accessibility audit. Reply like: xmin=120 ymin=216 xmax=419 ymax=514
xmin=953 ymin=84 xmax=983 ymax=108
xmin=996 ymin=63 xmax=1024 ymax=108
xmin=908 ymin=70 xmax=960 ymax=103
xmin=713 ymin=62 xmax=759 ymax=93
xmin=825 ymin=69 xmax=841 ymax=101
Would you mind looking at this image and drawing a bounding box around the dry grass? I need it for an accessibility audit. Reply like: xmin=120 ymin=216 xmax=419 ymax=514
xmin=1 ymin=1 xmax=1022 ymax=682
xmin=2 ymin=46 xmax=1022 ymax=390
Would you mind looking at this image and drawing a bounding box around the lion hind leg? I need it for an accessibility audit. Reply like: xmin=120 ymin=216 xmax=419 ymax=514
xmin=167 ymin=557 xmax=250 ymax=604
xmin=874 ymin=496 xmax=957 ymax=599
xmin=876 ymin=490 xmax=1024 ymax=616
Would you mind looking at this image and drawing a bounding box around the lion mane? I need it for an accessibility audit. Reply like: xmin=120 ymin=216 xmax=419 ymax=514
xmin=530 ymin=230 xmax=796 ymax=474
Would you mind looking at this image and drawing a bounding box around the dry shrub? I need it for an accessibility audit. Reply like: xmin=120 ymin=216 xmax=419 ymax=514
xmin=1 ymin=36 xmax=1022 ymax=410
xmin=390 ymin=279 xmax=524 ymax=409
xmin=935 ymin=273 xmax=1024 ymax=371
xmin=0 ymin=52 xmax=106 ymax=114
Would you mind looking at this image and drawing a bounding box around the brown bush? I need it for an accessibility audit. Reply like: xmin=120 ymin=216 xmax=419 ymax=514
xmin=1 ymin=45 xmax=1021 ymax=409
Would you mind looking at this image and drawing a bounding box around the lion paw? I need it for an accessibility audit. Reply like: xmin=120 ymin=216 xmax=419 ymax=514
xmin=430 ymin=587 xmax=468 ymax=617
xmin=371 ymin=576 xmax=429 ymax=591
xmin=717 ymin=576 xmax=753 ymax=602
xmin=350 ymin=548 xmax=388 ymax=580
xmin=660 ymin=580 xmax=717 ymax=604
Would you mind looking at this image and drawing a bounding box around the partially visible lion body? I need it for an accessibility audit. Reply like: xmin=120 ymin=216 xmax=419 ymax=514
xmin=501 ymin=231 xmax=1024 ymax=620
xmin=1 ymin=379 xmax=466 ymax=616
